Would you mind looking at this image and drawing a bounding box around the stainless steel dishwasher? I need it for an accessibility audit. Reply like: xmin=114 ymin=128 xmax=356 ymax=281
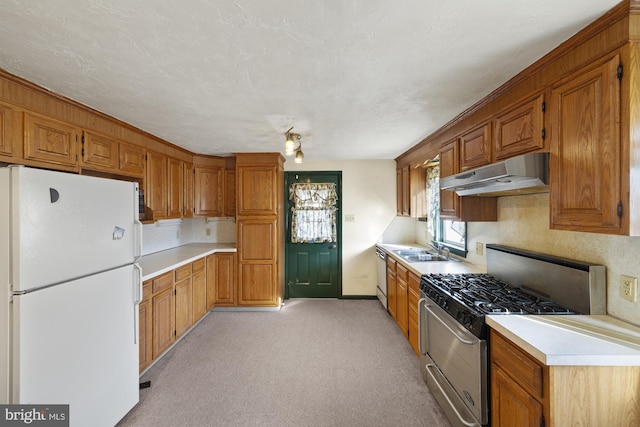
xmin=375 ymin=246 xmax=387 ymax=309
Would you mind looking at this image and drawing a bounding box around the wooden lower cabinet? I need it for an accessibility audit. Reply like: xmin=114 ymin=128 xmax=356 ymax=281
xmin=174 ymin=277 xmax=192 ymax=338
xmin=395 ymin=263 xmax=409 ymax=338
xmin=407 ymin=272 xmax=421 ymax=356
xmin=191 ymin=258 xmax=207 ymax=322
xmin=140 ymin=256 xmax=213 ymax=373
xmin=490 ymin=329 xmax=640 ymax=426
xmin=207 ymin=252 xmax=237 ymax=308
xmin=386 ymin=257 xmax=397 ymax=320
xmin=138 ymin=281 xmax=153 ymax=372
xmin=152 ymin=286 xmax=175 ymax=359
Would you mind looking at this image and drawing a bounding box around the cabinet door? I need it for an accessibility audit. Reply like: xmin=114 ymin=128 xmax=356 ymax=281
xmin=119 ymin=142 xmax=145 ymax=176
xmin=491 ymin=365 xmax=543 ymax=427
xmin=460 ymin=122 xmax=491 ymax=170
xmin=24 ymin=112 xmax=79 ymax=170
xmin=152 ymin=287 xmax=175 ymax=359
xmin=402 ymin=165 xmax=410 ymax=216
xmin=146 ymin=151 xmax=168 ymax=220
xmin=81 ymin=130 xmax=119 ymax=171
xmin=183 ymin=162 xmax=195 ymax=218
xmin=549 ymin=55 xmax=622 ymax=233
xmin=194 ymin=166 xmax=223 ymax=217
xmin=208 ymin=252 xmax=236 ymax=307
xmin=396 ymin=263 xmax=409 ymax=338
xmin=237 ymin=165 xmax=278 ymax=216
xmin=396 ymin=168 xmax=403 ymax=216
xmin=167 ymin=157 xmax=184 ymax=219
xmin=224 ymin=169 xmax=236 ymax=216
xmin=408 ymin=272 xmax=421 ymax=356
xmin=386 ymin=257 xmax=397 ymax=319
xmin=0 ymin=103 xmax=21 ymax=161
xmin=439 ymin=139 xmax=459 ymax=218
xmin=138 ymin=298 xmax=153 ymax=372
xmin=494 ymin=93 xmax=545 ymax=160
xmin=174 ymin=278 xmax=192 ymax=338
xmin=238 ymin=219 xmax=277 ymax=306
xmin=192 ymin=270 xmax=207 ymax=322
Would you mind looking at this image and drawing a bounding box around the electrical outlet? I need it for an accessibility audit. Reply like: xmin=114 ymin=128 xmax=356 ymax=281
xmin=176 ymin=231 xmax=180 ymax=239
xmin=620 ymin=275 xmax=638 ymax=302
xmin=476 ymin=242 xmax=484 ymax=256
xmin=206 ymin=228 xmax=211 ymax=236
xmin=345 ymin=214 xmax=355 ymax=222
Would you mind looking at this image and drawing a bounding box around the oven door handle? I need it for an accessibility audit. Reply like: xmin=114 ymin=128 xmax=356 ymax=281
xmin=426 ymin=303 xmax=476 ymax=346
xmin=425 ymin=364 xmax=478 ymax=427
xmin=418 ymin=297 xmax=426 ymax=354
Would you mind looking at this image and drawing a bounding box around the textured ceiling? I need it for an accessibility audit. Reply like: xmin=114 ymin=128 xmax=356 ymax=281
xmin=0 ymin=0 xmax=620 ymax=160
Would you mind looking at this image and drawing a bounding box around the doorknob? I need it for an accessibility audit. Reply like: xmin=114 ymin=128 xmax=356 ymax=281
xmin=329 ymin=244 xmax=337 ymax=249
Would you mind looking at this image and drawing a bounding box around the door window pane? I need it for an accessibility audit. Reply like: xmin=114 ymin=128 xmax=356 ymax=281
xmin=289 ymin=183 xmax=337 ymax=243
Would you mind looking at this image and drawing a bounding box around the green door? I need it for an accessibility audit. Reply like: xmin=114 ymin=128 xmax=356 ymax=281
xmin=285 ymin=171 xmax=341 ymax=298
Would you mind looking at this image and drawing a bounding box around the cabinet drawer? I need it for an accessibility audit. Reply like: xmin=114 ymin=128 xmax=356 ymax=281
xmin=396 ymin=263 xmax=409 ymax=282
xmin=152 ymin=272 xmax=173 ymax=294
xmin=142 ymin=281 xmax=152 ymax=302
xmin=192 ymin=258 xmax=206 ymax=274
xmin=491 ymin=331 xmax=544 ymax=399
xmin=175 ymin=264 xmax=191 ymax=282
xmin=386 ymin=257 xmax=397 ymax=272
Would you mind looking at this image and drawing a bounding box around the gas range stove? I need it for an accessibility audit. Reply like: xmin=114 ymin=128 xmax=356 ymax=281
xmin=420 ymin=273 xmax=576 ymax=339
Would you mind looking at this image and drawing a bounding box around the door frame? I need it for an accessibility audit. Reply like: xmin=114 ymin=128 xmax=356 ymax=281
xmin=284 ymin=171 xmax=342 ymax=299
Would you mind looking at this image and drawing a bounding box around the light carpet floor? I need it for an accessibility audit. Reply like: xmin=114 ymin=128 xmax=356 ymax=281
xmin=118 ymin=299 xmax=450 ymax=427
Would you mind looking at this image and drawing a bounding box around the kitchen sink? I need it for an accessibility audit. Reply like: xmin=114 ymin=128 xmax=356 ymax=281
xmin=391 ymin=249 xmax=451 ymax=262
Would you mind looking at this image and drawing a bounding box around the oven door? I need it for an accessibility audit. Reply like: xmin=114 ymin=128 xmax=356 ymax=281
xmin=421 ymin=298 xmax=488 ymax=426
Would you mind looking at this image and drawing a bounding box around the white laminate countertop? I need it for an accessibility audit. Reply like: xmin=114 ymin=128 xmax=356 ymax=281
xmin=487 ymin=314 xmax=640 ymax=366
xmin=138 ymin=243 xmax=236 ymax=281
xmin=376 ymin=243 xmax=484 ymax=276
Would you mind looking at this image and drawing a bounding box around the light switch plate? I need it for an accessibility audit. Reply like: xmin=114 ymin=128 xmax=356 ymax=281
xmin=620 ymin=275 xmax=638 ymax=302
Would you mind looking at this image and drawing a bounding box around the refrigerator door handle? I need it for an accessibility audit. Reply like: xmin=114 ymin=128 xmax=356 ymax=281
xmin=133 ymin=263 xmax=142 ymax=344
xmin=134 ymin=218 xmax=143 ymax=260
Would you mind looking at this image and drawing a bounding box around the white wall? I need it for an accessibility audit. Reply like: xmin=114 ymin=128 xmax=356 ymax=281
xmin=285 ymin=160 xmax=397 ymax=296
xmin=142 ymin=217 xmax=236 ymax=255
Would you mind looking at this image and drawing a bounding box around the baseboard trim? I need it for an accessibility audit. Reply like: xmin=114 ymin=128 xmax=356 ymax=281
xmin=211 ymin=306 xmax=281 ymax=312
xmin=339 ymin=295 xmax=378 ymax=300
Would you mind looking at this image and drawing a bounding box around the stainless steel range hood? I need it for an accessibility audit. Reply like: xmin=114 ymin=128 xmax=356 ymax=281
xmin=440 ymin=152 xmax=549 ymax=196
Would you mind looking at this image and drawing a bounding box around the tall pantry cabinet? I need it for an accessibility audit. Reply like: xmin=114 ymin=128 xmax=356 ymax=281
xmin=235 ymin=153 xmax=285 ymax=307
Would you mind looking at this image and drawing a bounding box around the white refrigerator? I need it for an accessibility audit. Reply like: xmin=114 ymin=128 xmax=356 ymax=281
xmin=0 ymin=166 xmax=142 ymax=426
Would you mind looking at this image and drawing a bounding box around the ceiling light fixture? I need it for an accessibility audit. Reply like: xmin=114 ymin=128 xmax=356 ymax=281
xmin=284 ymin=127 xmax=300 ymax=156
xmin=294 ymin=139 xmax=304 ymax=164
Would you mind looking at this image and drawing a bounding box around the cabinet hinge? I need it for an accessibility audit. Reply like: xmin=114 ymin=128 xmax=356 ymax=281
xmin=540 ymin=415 xmax=546 ymax=427
xmin=618 ymin=201 xmax=623 ymax=218
xmin=617 ymin=63 xmax=624 ymax=81
xmin=541 ymin=101 xmax=546 ymax=113
xmin=541 ymin=128 xmax=546 ymax=140
xmin=174 ymin=330 xmax=177 ymax=336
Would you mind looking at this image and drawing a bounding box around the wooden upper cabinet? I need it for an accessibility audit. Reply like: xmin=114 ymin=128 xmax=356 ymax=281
xmin=81 ymin=130 xmax=118 ymax=171
xmin=439 ymin=139 xmax=459 ymax=218
xmin=410 ymin=166 xmax=427 ymax=219
xmin=440 ymin=138 xmax=497 ymax=222
xmin=494 ymin=93 xmax=546 ymax=161
xmin=395 ymin=165 xmax=411 ymax=216
xmin=167 ymin=157 xmax=184 ymax=218
xmin=183 ymin=162 xmax=195 ymax=218
xmin=224 ymin=168 xmax=236 ymax=217
xmin=119 ymin=141 xmax=145 ymax=176
xmin=237 ymin=164 xmax=278 ymax=216
xmin=549 ymin=54 xmax=622 ymax=234
xmin=460 ymin=121 xmax=491 ymax=170
xmin=194 ymin=166 xmax=223 ymax=217
xmin=146 ymin=151 xmax=168 ymax=220
xmin=0 ymin=103 xmax=22 ymax=161
xmin=23 ymin=112 xmax=79 ymax=171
